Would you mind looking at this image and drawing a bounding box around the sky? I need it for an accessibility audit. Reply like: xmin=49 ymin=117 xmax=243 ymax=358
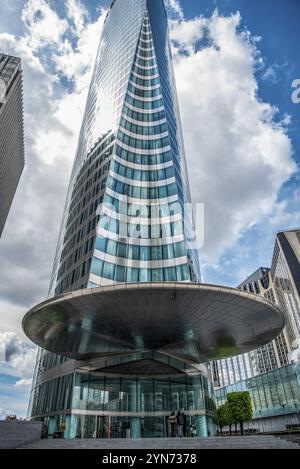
xmin=0 ymin=0 xmax=299 ymax=417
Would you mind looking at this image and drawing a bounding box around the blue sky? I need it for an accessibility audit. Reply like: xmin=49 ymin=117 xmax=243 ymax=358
xmin=0 ymin=0 xmax=299 ymax=417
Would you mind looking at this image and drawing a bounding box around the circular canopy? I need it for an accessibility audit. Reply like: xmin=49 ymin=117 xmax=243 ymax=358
xmin=22 ymin=282 xmax=285 ymax=363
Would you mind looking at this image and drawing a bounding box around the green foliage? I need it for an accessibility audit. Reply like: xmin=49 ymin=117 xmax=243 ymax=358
xmin=217 ymin=402 xmax=234 ymax=428
xmin=227 ymin=391 xmax=253 ymax=424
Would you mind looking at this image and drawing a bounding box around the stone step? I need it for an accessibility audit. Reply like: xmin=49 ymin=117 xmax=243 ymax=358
xmin=19 ymin=436 xmax=300 ymax=450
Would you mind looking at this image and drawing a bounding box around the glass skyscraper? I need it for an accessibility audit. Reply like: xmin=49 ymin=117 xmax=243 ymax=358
xmin=49 ymin=0 xmax=200 ymax=298
xmin=28 ymin=0 xmax=210 ymax=439
xmin=25 ymin=0 xmax=285 ymax=439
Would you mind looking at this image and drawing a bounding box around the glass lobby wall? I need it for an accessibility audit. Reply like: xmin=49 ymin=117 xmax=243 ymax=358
xmin=72 ymin=373 xmax=207 ymax=413
xmin=34 ymin=371 xmax=215 ymax=438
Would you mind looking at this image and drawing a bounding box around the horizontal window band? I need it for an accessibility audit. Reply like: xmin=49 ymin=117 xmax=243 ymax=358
xmin=115 ymin=138 xmax=171 ymax=154
xmin=93 ymin=249 xmax=188 ymax=269
xmin=139 ymin=37 xmax=152 ymax=44
xmin=132 ymin=62 xmax=157 ymax=70
xmin=89 ymin=263 xmax=190 ymax=283
xmin=109 ymin=169 xmax=176 ymax=188
xmin=138 ymin=45 xmax=154 ymax=52
xmin=124 ymin=101 xmax=165 ymax=114
xmin=117 ymin=132 xmax=169 ymax=151
xmin=119 ymin=125 xmax=169 ymax=141
xmin=113 ymin=153 xmax=173 ymax=170
xmin=130 ymin=75 xmax=160 ymax=86
xmin=136 ymin=52 xmax=156 ymax=61
xmin=121 ymin=112 xmax=166 ymax=127
xmin=119 ymin=119 xmax=168 ymax=136
xmin=132 ymin=70 xmax=159 ymax=80
xmin=106 ymin=178 xmax=177 ymax=200
xmin=100 ymin=205 xmax=182 ymax=225
xmin=106 ymin=186 xmax=178 ymax=205
xmin=127 ymin=90 xmax=163 ymax=103
xmin=115 ymin=145 xmax=172 ymax=165
xmin=96 ymin=225 xmax=184 ymax=246
xmin=122 ymin=105 xmax=166 ymax=121
xmin=110 ymin=159 xmax=174 ymax=181
xmin=125 ymin=98 xmax=164 ymax=111
xmin=129 ymin=80 xmax=161 ymax=91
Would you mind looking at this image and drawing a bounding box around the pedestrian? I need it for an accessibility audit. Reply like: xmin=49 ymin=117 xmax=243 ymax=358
xmin=59 ymin=420 xmax=66 ymax=439
xmin=168 ymin=412 xmax=177 ymax=437
xmin=177 ymin=411 xmax=184 ymax=437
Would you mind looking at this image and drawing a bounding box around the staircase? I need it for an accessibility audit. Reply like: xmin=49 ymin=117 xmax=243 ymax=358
xmin=19 ymin=436 xmax=300 ymax=449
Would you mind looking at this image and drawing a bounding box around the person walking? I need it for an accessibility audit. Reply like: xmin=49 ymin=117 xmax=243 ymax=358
xmin=168 ymin=412 xmax=177 ymax=437
xmin=177 ymin=411 xmax=184 ymax=437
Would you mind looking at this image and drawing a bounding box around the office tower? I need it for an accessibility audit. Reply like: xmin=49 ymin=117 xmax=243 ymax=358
xmin=24 ymin=0 xmax=284 ymax=439
xmin=213 ymin=267 xmax=291 ymax=387
xmin=271 ymin=229 xmax=300 ymax=348
xmin=212 ymin=229 xmax=300 ymax=389
xmin=0 ymin=54 xmax=24 ymax=237
xmin=215 ymin=362 xmax=300 ymax=434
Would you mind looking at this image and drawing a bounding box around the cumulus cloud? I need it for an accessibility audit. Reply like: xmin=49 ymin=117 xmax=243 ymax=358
xmin=170 ymin=10 xmax=296 ymax=265
xmin=0 ymin=332 xmax=37 ymax=385
xmin=165 ymin=0 xmax=184 ymax=20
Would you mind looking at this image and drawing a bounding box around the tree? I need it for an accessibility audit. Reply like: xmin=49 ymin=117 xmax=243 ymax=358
xmin=227 ymin=391 xmax=253 ymax=435
xmin=217 ymin=402 xmax=234 ymax=435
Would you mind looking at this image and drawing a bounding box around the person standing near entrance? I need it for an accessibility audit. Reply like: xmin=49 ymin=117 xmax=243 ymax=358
xmin=168 ymin=412 xmax=177 ymax=437
xmin=59 ymin=420 xmax=66 ymax=438
xmin=177 ymin=411 xmax=184 ymax=437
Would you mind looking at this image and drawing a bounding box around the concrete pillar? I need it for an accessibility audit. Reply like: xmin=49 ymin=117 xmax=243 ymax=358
xmin=195 ymin=415 xmax=207 ymax=437
xmin=68 ymin=415 xmax=77 ymax=439
xmin=130 ymin=381 xmax=141 ymax=438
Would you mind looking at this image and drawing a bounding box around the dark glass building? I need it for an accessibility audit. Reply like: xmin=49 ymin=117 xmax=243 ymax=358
xmin=212 ymin=229 xmax=300 ymax=389
xmin=27 ymin=0 xmax=211 ymax=438
xmin=216 ymin=363 xmax=300 ymax=434
xmin=0 ymin=54 xmax=24 ymax=237
xmin=25 ymin=0 xmax=285 ymax=439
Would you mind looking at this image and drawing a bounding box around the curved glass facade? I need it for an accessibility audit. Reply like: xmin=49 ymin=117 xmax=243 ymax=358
xmin=30 ymin=352 xmax=215 ymax=438
xmin=28 ymin=1 xmax=207 ymax=437
xmin=50 ymin=0 xmax=200 ymax=296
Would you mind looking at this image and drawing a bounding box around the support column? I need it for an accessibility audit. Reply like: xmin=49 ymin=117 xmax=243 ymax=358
xmin=68 ymin=415 xmax=77 ymax=439
xmin=192 ymin=376 xmax=207 ymax=437
xmin=195 ymin=415 xmax=208 ymax=437
xmin=130 ymin=381 xmax=141 ymax=438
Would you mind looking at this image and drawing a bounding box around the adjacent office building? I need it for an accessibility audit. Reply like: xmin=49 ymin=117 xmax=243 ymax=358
xmin=212 ymin=268 xmax=290 ymax=388
xmin=214 ymin=229 xmax=300 ymax=432
xmin=271 ymin=229 xmax=300 ymax=348
xmin=216 ymin=362 xmax=300 ymax=434
xmin=0 ymin=54 xmax=24 ymax=237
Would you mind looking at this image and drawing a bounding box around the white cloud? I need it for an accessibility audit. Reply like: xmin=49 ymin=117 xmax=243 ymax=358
xmin=165 ymin=0 xmax=184 ymax=20
xmin=21 ymin=0 xmax=69 ymax=51
xmin=15 ymin=379 xmax=33 ymax=388
xmin=169 ymin=16 xmax=206 ymax=55
xmin=171 ymin=11 xmax=296 ymax=265
xmin=0 ymin=332 xmax=37 ymax=381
